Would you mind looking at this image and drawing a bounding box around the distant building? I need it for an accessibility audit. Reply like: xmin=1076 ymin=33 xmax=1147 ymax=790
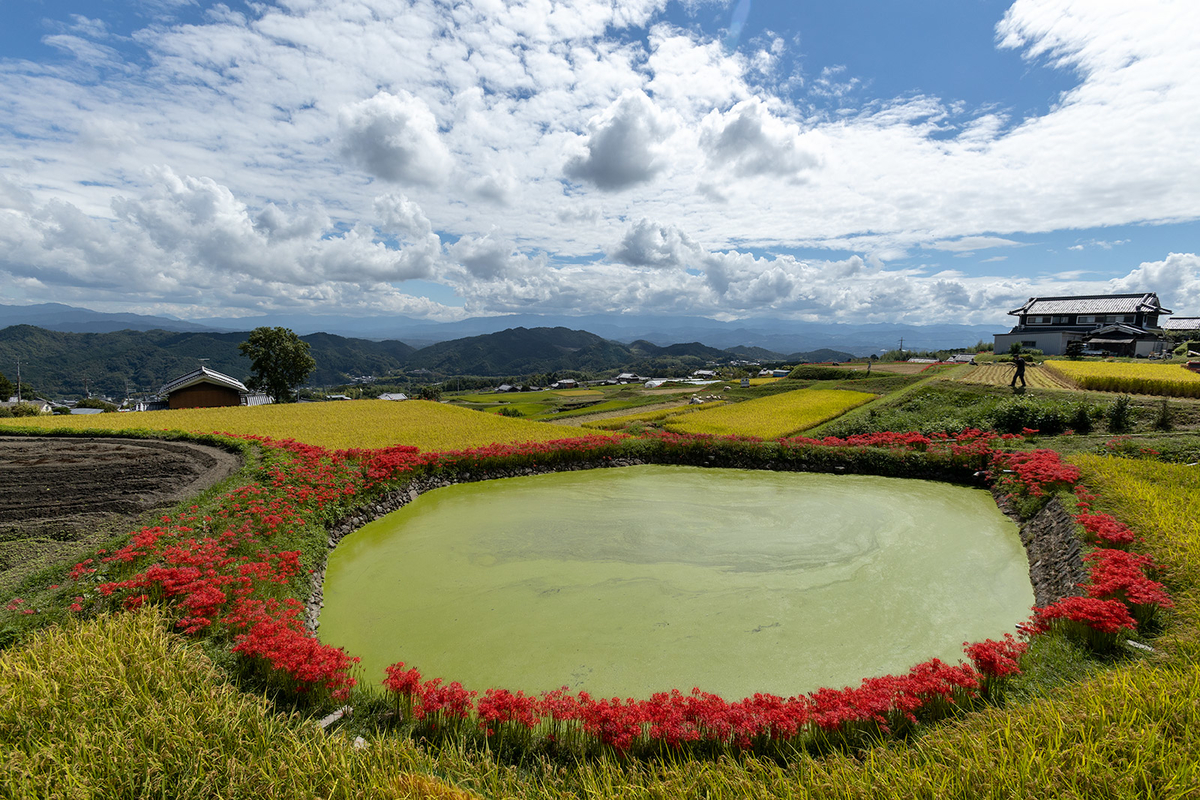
xmin=1 ymin=399 xmax=53 ymax=414
xmin=1164 ymin=317 xmax=1200 ymax=334
xmin=159 ymin=366 xmax=254 ymax=409
xmin=378 ymin=392 xmax=409 ymax=401
xmin=994 ymin=293 xmax=1172 ymax=357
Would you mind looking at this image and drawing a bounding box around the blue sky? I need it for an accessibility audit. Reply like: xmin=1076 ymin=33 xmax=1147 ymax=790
xmin=1 ymin=0 xmax=1197 ymax=326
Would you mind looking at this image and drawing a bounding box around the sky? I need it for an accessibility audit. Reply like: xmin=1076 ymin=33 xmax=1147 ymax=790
xmin=1 ymin=0 xmax=1198 ymax=327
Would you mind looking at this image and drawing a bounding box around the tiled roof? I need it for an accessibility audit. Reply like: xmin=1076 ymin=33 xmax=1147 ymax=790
xmin=1164 ymin=317 xmax=1200 ymax=331
xmin=159 ymin=366 xmax=248 ymax=396
xmin=1009 ymin=293 xmax=1171 ymax=316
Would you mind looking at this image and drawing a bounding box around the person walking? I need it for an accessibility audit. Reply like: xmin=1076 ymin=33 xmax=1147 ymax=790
xmin=1010 ymin=354 xmax=1027 ymax=388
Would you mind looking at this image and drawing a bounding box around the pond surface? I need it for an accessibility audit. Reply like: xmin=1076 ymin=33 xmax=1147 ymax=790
xmin=319 ymin=466 xmax=1032 ymax=699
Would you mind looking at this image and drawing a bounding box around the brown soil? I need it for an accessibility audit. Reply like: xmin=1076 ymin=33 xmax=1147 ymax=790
xmin=0 ymin=436 xmax=242 ymax=592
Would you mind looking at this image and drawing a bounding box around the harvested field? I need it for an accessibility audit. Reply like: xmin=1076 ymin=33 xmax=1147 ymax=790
xmin=953 ymin=363 xmax=1076 ymax=390
xmin=0 ymin=436 xmax=241 ymax=593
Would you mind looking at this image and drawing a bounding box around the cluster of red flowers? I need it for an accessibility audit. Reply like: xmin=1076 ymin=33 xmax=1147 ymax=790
xmin=784 ymin=428 xmax=1012 ymax=455
xmin=1026 ymin=596 xmax=1137 ymax=636
xmin=963 ymin=634 xmax=1028 ymax=681
xmin=383 ymin=652 xmax=989 ymax=751
xmin=1084 ymin=548 xmax=1173 ymax=611
xmin=344 ymin=434 xmax=629 ymax=485
xmin=991 ymin=448 xmax=1082 ymax=498
xmin=71 ymin=435 xmax=367 ymax=699
xmin=1073 ymin=487 xmax=1138 ymax=546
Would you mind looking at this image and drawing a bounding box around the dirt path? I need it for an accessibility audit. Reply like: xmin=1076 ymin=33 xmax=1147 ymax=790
xmin=0 ymin=436 xmax=243 ymax=594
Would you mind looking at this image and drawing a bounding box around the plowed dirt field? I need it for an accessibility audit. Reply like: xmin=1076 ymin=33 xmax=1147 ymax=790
xmin=0 ymin=436 xmax=241 ymax=592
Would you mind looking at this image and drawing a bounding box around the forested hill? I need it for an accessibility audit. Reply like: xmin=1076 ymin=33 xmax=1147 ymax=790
xmin=0 ymin=326 xmax=415 ymax=397
xmin=0 ymin=324 xmax=849 ymax=398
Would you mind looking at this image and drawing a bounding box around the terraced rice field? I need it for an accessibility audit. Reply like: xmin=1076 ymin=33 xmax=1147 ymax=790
xmin=0 ymin=399 xmax=599 ymax=452
xmin=953 ymin=363 xmax=1076 ymax=390
xmin=664 ymin=388 xmax=874 ymax=438
xmin=1045 ymin=360 xmax=1200 ymax=398
xmin=581 ymin=401 xmax=726 ymax=430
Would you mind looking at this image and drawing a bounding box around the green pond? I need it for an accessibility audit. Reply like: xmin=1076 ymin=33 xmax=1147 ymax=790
xmin=319 ymin=466 xmax=1033 ymax=699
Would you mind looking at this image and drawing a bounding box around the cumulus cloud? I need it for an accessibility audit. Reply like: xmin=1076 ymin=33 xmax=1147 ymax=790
xmin=699 ymin=99 xmax=822 ymax=181
xmin=0 ymin=169 xmax=443 ymax=313
xmin=338 ymin=91 xmax=453 ymax=186
xmin=1110 ymin=252 xmax=1200 ymax=311
xmin=374 ymin=193 xmax=433 ymax=239
xmin=563 ymin=91 xmax=674 ymax=191
xmin=609 ymin=219 xmax=700 ymax=269
xmin=447 ymin=234 xmax=543 ymax=280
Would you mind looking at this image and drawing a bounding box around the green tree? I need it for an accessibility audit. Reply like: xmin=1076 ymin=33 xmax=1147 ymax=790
xmin=238 ymin=327 xmax=316 ymax=403
xmin=415 ymin=385 xmax=442 ymax=401
xmin=0 ymin=371 xmax=12 ymax=401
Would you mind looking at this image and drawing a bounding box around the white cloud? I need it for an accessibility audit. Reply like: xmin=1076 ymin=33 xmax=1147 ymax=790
xmin=1110 ymin=252 xmax=1200 ymax=312
xmin=338 ymin=91 xmax=453 ymax=186
xmin=609 ymin=219 xmax=700 ymax=269
xmin=926 ymin=236 xmax=1025 ymax=252
xmin=0 ymin=169 xmax=454 ymax=317
xmin=563 ymin=90 xmax=675 ymax=191
xmin=0 ymin=0 xmax=1198 ymax=324
xmin=699 ymin=98 xmax=822 ymax=181
xmin=374 ymin=193 xmax=433 ymax=239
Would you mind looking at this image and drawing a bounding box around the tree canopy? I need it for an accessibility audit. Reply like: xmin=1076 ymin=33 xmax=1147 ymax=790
xmin=238 ymin=327 xmax=316 ymax=403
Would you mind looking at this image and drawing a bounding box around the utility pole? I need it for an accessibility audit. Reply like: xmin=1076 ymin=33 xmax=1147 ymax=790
xmin=15 ymin=357 xmax=21 ymax=403
xmin=898 ymin=337 xmax=904 ymax=354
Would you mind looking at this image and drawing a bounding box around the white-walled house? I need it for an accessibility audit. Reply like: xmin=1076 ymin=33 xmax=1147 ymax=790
xmin=993 ymin=293 xmax=1172 ymax=357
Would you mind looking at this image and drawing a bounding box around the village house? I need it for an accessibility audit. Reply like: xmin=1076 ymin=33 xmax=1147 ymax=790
xmin=1 ymin=398 xmax=53 ymax=414
xmin=993 ymin=293 xmax=1173 ymax=357
xmin=159 ymin=366 xmax=267 ymax=409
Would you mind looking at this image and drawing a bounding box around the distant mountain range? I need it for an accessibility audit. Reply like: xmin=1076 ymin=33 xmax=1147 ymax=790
xmin=0 ymin=303 xmax=1005 ymax=356
xmin=0 ymin=323 xmax=853 ymax=398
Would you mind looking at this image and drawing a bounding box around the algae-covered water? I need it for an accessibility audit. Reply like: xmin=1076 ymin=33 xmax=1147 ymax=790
xmin=319 ymin=466 xmax=1033 ymax=699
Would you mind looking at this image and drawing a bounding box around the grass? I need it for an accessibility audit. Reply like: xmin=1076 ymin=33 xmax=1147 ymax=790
xmin=664 ymin=388 xmax=874 ymax=438
xmin=0 ymin=400 xmax=604 ymax=452
xmin=0 ymin=608 xmax=475 ymax=799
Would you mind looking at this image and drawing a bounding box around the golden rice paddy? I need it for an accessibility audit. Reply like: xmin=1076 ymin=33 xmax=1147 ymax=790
xmin=664 ymin=388 xmax=875 ymax=438
xmin=1045 ymin=360 xmax=1200 ymax=398
xmin=0 ymin=400 xmax=604 ymax=452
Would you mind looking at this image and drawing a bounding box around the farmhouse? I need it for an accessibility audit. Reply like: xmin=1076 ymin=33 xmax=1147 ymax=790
xmin=1 ymin=398 xmax=53 ymax=414
xmin=1164 ymin=317 xmax=1200 ymax=334
xmin=994 ymin=293 xmax=1172 ymax=357
xmin=159 ymin=366 xmax=253 ymax=409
